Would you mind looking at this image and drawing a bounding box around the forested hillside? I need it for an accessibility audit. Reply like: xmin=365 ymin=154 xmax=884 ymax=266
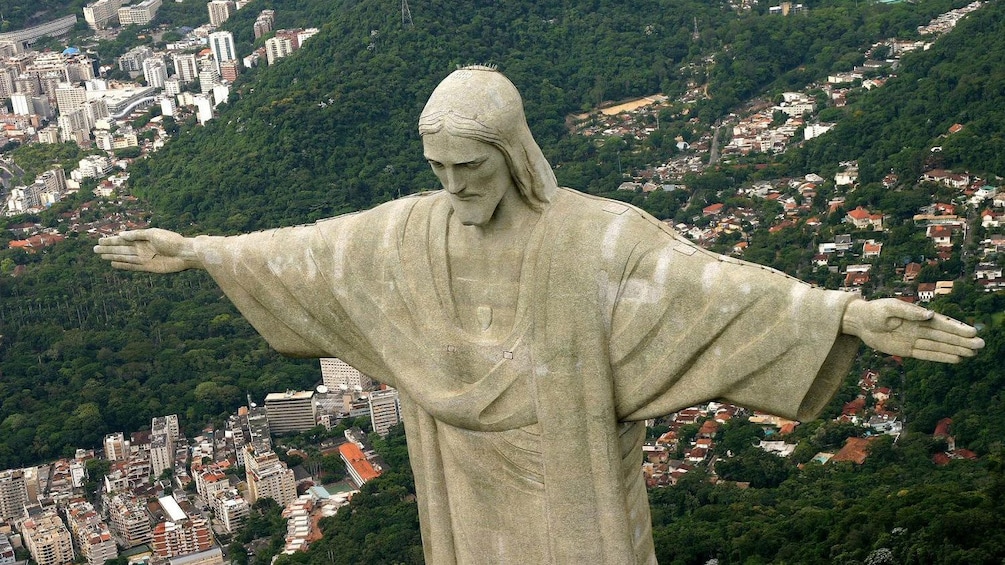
xmin=789 ymin=0 xmax=1005 ymax=182
xmin=2 ymin=0 xmax=1005 ymax=562
xmin=130 ymin=0 xmax=967 ymax=233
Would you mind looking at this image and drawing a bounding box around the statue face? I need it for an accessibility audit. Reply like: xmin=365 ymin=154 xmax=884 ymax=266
xmin=423 ymin=131 xmax=517 ymax=227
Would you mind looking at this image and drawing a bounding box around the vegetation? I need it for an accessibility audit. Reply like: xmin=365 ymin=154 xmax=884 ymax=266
xmin=131 ymin=0 xmax=952 ymax=233
xmin=0 ymin=0 xmax=85 ymax=32
xmin=789 ymin=0 xmax=1005 ymax=181
xmin=0 ymin=0 xmax=1003 ymax=562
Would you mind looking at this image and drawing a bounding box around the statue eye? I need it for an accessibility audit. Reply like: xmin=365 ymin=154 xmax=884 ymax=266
xmin=427 ymin=160 xmax=444 ymax=169
xmin=462 ymin=160 xmax=484 ymax=169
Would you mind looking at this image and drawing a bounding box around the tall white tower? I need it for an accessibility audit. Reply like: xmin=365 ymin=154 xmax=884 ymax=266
xmin=208 ymin=31 xmax=236 ymax=75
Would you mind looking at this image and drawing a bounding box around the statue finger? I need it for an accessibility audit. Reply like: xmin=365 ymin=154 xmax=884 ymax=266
xmin=102 ymin=253 xmax=146 ymax=264
xmin=924 ymin=313 xmax=978 ymax=337
xmin=910 ymin=349 xmax=963 ymax=364
xmin=917 ymin=327 xmax=984 ymax=348
xmin=914 ymin=338 xmax=981 ymax=359
xmin=110 ymin=260 xmax=149 ymax=271
xmin=95 ymin=245 xmax=139 ymax=256
xmin=97 ymin=236 xmax=130 ymax=246
xmin=884 ymin=300 xmax=934 ymax=322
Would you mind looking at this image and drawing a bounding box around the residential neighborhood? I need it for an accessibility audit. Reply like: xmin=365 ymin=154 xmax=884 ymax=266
xmin=0 ymin=358 xmax=402 ymax=565
xmin=0 ymin=0 xmax=1001 ymax=563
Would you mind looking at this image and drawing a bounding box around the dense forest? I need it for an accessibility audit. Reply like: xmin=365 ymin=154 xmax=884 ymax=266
xmin=789 ymin=0 xmax=1005 ymax=183
xmin=130 ymin=0 xmax=971 ymax=232
xmin=1 ymin=0 xmax=1004 ymax=562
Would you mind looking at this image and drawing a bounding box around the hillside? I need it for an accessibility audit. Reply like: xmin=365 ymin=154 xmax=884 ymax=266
xmin=790 ymin=0 xmax=1005 ymax=182
xmin=131 ymin=0 xmax=965 ymax=232
xmin=1 ymin=0 xmax=1004 ymax=562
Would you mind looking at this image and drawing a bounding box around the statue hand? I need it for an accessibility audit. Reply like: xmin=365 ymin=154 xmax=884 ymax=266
xmin=842 ymin=298 xmax=984 ymax=363
xmin=93 ymin=228 xmax=200 ymax=273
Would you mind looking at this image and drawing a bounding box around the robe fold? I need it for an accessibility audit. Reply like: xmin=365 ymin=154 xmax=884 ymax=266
xmin=193 ymin=187 xmax=860 ymax=564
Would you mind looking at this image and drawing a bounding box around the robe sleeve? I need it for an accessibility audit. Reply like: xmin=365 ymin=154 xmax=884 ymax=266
xmin=191 ymin=208 xmax=401 ymax=383
xmin=611 ymin=229 xmax=860 ymax=423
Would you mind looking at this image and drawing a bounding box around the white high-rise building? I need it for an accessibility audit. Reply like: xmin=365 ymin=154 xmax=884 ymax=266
xmin=65 ymin=499 xmax=118 ymax=565
xmin=164 ymin=78 xmax=181 ymax=97
xmin=368 ymin=388 xmax=402 ymax=436
xmin=117 ymin=0 xmax=161 ymax=26
xmin=54 ymin=83 xmax=87 ymax=114
xmin=171 ymin=53 xmax=198 ymax=83
xmin=159 ymin=95 xmax=176 ymax=116
xmin=265 ymin=36 xmax=293 ymax=65
xmin=244 ymin=446 xmax=296 ymax=507
xmin=83 ymin=0 xmax=127 ymax=29
xmin=264 ymin=391 xmax=316 ymax=434
xmin=208 ymin=31 xmax=236 ymax=75
xmin=320 ymin=358 xmax=372 ymax=391
xmin=198 ymin=63 xmax=219 ymax=94
xmin=194 ymin=94 xmax=213 ymax=124
xmin=253 ymin=10 xmax=275 ymax=39
xmin=0 ymin=532 xmax=14 ymax=564
xmin=211 ymin=489 xmax=250 ymax=533
xmin=10 ymin=92 xmax=32 ymax=115
xmin=149 ymin=415 xmax=179 ymax=479
xmin=104 ymin=432 xmax=129 ymax=461
xmin=207 ymin=0 xmax=234 ymax=26
xmin=142 ymin=57 xmax=167 ymax=89
xmin=106 ymin=493 xmax=152 ymax=548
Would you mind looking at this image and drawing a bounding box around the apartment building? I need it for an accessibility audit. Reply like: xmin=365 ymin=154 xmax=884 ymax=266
xmin=0 ymin=469 xmax=27 ymax=522
xmin=20 ymin=511 xmax=75 ymax=565
xmin=264 ymin=391 xmax=316 ymax=434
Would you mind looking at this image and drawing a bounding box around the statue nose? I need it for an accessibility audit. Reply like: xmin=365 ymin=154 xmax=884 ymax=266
xmin=444 ymin=169 xmax=465 ymax=194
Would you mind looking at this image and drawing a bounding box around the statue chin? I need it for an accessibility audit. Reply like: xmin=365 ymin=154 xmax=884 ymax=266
xmin=450 ymin=199 xmax=493 ymax=227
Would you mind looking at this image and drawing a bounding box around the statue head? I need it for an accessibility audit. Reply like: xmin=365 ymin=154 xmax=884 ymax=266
xmin=418 ymin=66 xmax=557 ymax=211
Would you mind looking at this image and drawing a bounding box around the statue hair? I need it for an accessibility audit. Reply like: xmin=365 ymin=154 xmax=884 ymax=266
xmin=418 ymin=66 xmax=557 ymax=210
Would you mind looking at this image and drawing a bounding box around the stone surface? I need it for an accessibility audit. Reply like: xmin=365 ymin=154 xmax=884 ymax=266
xmin=95 ymin=66 xmax=983 ymax=564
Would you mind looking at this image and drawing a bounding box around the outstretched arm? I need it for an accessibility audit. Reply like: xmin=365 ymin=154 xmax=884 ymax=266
xmin=93 ymin=228 xmax=201 ymax=273
xmin=841 ymin=298 xmax=984 ymax=363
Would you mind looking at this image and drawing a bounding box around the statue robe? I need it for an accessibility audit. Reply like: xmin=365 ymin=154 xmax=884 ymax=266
xmin=193 ymin=187 xmax=860 ymax=564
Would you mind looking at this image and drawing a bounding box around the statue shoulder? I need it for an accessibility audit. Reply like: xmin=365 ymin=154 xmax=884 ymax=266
xmin=552 ymin=187 xmax=672 ymax=237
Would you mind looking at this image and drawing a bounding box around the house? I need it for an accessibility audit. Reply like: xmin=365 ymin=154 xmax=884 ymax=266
xmin=903 ymin=262 xmax=922 ymax=282
xmin=976 ymin=262 xmax=1003 ymax=280
xmin=926 ymin=224 xmax=954 ymax=246
xmin=8 ymin=233 xmax=65 ymax=251
xmin=835 ymin=167 xmax=859 ymax=187
xmin=969 ymin=186 xmax=997 ymax=205
xmin=702 ymin=202 xmax=725 ymax=216
xmin=846 ymin=206 xmax=884 ymax=230
xmin=697 ymin=420 xmax=720 ymax=439
xmin=981 ymin=208 xmax=1004 ymax=228
xmin=917 ymin=282 xmax=936 ymax=302
xmin=769 ymin=219 xmax=795 ymax=233
xmin=933 ymin=417 xmax=953 ymax=439
xmin=934 ymin=280 xmax=955 ymax=296
xmin=862 ymin=240 xmax=882 ymax=258
xmin=933 ymin=202 xmax=956 ymax=215
xmin=872 ymin=387 xmax=891 ymax=402
xmin=830 ymin=437 xmax=877 ymax=465
xmin=922 ymin=169 xmax=971 ymax=189
xmin=844 ymin=271 xmax=870 ymax=286
xmin=842 ymin=396 xmax=866 ymax=418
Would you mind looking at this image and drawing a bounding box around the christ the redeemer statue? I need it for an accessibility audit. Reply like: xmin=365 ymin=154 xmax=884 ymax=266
xmin=95 ymin=66 xmax=983 ymax=564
